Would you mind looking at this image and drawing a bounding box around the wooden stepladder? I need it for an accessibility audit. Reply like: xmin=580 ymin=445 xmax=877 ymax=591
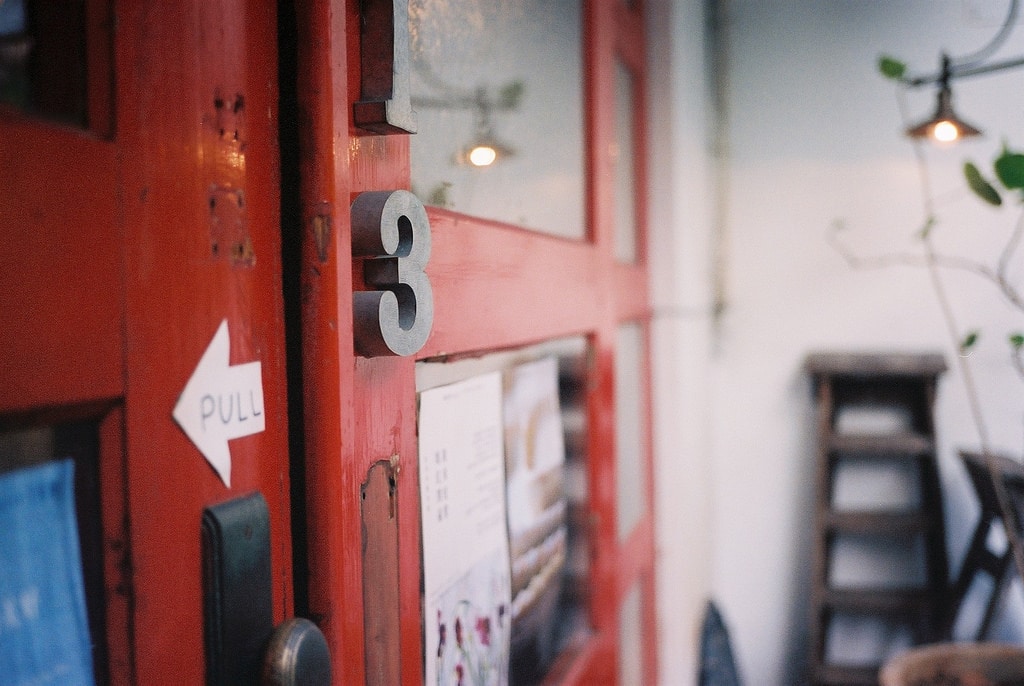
xmin=805 ymin=352 xmax=948 ymax=685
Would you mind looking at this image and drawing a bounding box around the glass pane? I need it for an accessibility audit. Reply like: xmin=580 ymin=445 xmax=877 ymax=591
xmin=615 ymin=322 xmax=647 ymax=541
xmin=618 ymin=581 xmax=644 ymax=685
xmin=0 ymin=0 xmax=30 ymax=109
xmin=409 ymin=0 xmax=585 ymax=238
xmin=416 ymin=338 xmax=591 ymax=684
xmin=829 ymin=532 xmax=927 ymax=589
xmin=0 ymin=0 xmax=91 ymax=127
xmin=614 ymin=60 xmax=638 ymax=263
xmin=0 ymin=420 xmax=107 ymax=684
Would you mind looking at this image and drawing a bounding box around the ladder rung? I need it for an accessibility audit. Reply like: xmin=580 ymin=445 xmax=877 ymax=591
xmin=813 ymin=663 xmax=879 ymax=686
xmin=825 ymin=510 xmax=931 ymax=534
xmin=823 ymin=587 xmax=933 ymax=614
xmin=828 ymin=432 xmax=933 ymax=455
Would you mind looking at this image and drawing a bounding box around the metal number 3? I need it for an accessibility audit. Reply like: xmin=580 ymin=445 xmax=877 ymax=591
xmin=351 ymin=190 xmax=434 ymax=357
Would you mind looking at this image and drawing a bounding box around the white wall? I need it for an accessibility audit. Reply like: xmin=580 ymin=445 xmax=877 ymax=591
xmin=648 ymin=0 xmax=718 ymax=682
xmin=653 ymin=1 xmax=1024 ymax=684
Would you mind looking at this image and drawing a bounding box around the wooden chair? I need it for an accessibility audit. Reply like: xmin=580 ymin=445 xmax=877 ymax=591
xmin=944 ymin=449 xmax=1024 ymax=639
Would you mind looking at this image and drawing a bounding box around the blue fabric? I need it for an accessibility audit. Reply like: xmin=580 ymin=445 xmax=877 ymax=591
xmin=0 ymin=460 xmax=95 ymax=685
xmin=699 ymin=600 xmax=743 ymax=686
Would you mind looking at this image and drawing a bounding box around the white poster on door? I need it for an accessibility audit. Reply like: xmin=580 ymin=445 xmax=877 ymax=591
xmin=419 ymin=371 xmax=511 ymax=686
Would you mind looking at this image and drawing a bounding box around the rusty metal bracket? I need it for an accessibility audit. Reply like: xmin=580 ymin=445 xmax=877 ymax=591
xmin=361 ymin=458 xmax=401 ymax=684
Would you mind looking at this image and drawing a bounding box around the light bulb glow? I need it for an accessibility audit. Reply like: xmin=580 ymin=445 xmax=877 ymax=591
xmin=932 ymin=120 xmax=959 ymax=143
xmin=468 ymin=145 xmax=498 ymax=167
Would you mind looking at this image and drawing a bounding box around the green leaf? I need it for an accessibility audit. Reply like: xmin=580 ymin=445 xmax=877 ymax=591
xmin=878 ymin=55 xmax=907 ymax=81
xmin=964 ymin=162 xmax=1003 ymax=206
xmin=498 ymin=81 xmax=524 ymax=109
xmin=1011 ymin=333 xmax=1024 ymax=350
xmin=960 ymin=330 xmax=980 ymax=352
xmin=427 ymin=182 xmax=453 ymax=208
xmin=994 ymin=149 xmax=1024 ymax=191
xmin=917 ymin=215 xmax=937 ymax=239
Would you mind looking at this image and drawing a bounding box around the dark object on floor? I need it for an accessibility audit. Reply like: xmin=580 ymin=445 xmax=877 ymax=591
xmin=699 ymin=600 xmax=743 ymax=686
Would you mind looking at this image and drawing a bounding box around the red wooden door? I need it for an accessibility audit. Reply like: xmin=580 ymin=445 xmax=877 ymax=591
xmin=1 ymin=1 xmax=654 ymax=683
xmin=292 ymin=0 xmax=657 ymax=683
xmin=1 ymin=2 xmax=293 ymax=683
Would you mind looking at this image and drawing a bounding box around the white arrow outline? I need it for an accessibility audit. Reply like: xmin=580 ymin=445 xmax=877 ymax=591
xmin=173 ymin=319 xmax=265 ymax=487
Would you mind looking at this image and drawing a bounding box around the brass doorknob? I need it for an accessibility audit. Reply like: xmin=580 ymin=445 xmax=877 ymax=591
xmin=260 ymin=618 xmax=331 ymax=686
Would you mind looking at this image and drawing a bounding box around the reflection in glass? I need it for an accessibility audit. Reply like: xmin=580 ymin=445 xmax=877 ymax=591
xmin=0 ymin=0 xmax=30 ymax=109
xmin=416 ymin=337 xmax=592 ymax=684
xmin=614 ymin=60 xmax=638 ymax=263
xmin=0 ymin=421 xmax=107 ymax=684
xmin=615 ymin=322 xmax=647 ymax=541
xmin=409 ymin=0 xmax=585 ymax=238
xmin=0 ymin=0 xmax=91 ymax=127
xmin=619 ymin=581 xmax=644 ymax=685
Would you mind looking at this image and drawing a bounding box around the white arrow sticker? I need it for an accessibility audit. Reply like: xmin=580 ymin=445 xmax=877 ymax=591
xmin=173 ymin=319 xmax=265 ymax=487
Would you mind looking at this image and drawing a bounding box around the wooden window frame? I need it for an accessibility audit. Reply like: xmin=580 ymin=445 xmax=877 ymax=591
xmin=294 ymin=0 xmax=655 ymax=682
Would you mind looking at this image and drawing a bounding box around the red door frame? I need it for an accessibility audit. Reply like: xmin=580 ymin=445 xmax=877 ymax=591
xmin=294 ymin=1 xmax=656 ymax=683
xmin=118 ymin=4 xmax=293 ymax=681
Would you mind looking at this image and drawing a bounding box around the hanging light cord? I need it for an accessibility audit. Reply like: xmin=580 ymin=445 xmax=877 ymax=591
xmin=953 ymin=0 xmax=1019 ymax=70
xmin=905 ymin=0 xmax=1021 ymax=86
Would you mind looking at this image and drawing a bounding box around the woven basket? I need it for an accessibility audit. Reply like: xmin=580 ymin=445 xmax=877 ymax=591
xmin=879 ymin=643 xmax=1024 ymax=686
